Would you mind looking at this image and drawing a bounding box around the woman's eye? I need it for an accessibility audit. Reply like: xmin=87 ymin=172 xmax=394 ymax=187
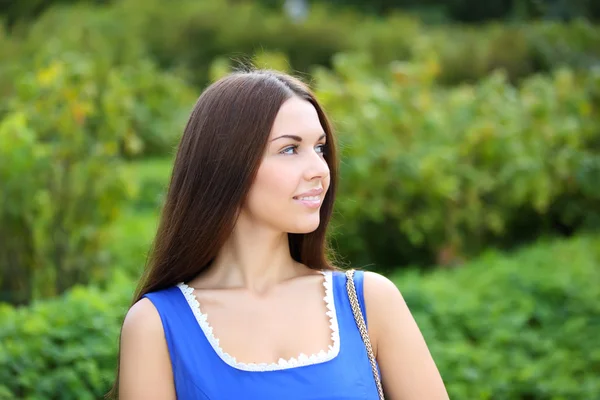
xmin=281 ymin=145 xmax=298 ymax=155
xmin=281 ymin=143 xmax=327 ymax=155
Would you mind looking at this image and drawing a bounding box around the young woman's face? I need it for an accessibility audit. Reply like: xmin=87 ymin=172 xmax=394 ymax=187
xmin=241 ymin=96 xmax=330 ymax=234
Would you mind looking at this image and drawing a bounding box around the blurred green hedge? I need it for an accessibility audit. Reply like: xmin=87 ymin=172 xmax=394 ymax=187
xmin=2 ymin=0 xmax=599 ymax=93
xmin=122 ymin=158 xmax=174 ymax=211
xmin=396 ymin=234 xmax=600 ymax=398
xmin=305 ymin=0 xmax=600 ymax=22
xmin=0 ymin=235 xmax=598 ymax=399
xmin=3 ymin=0 xmax=599 ymax=28
xmin=118 ymin=54 xmax=600 ymax=269
xmin=119 ymin=0 xmax=600 ymax=87
xmin=0 ymin=6 xmax=196 ymax=157
xmin=0 ymin=55 xmax=134 ymax=305
xmin=0 ymin=273 xmax=133 ymax=400
xmin=313 ymin=53 xmax=600 ymax=269
xmin=0 ymin=50 xmax=192 ymax=304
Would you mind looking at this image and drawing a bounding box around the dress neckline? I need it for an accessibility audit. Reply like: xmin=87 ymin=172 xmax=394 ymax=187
xmin=177 ymin=270 xmax=341 ymax=372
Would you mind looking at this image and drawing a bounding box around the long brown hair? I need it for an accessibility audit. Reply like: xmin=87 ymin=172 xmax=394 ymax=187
xmin=106 ymin=69 xmax=339 ymax=398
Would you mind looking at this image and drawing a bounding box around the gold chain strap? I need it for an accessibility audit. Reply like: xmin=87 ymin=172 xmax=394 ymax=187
xmin=345 ymin=269 xmax=385 ymax=400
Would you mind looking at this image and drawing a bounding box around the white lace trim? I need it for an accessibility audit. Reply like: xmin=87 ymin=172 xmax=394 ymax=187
xmin=177 ymin=270 xmax=340 ymax=372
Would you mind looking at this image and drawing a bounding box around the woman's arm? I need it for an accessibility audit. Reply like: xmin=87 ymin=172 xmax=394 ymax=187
xmin=119 ymin=298 xmax=176 ymax=400
xmin=364 ymin=272 xmax=449 ymax=399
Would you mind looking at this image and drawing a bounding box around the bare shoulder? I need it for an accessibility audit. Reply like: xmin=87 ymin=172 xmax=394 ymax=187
xmin=122 ymin=297 xmax=164 ymax=338
xmin=362 ymin=270 xmax=407 ymax=313
xmin=362 ymin=271 xmax=449 ymax=399
xmin=361 ymin=270 xmax=413 ymax=348
xmin=119 ymin=298 xmax=176 ymax=399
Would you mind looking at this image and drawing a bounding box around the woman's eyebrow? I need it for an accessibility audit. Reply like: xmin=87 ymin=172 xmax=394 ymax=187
xmin=271 ymin=133 xmax=326 ymax=142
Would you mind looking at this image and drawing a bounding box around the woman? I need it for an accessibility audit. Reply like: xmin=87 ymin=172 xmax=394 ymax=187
xmin=110 ymin=70 xmax=449 ymax=399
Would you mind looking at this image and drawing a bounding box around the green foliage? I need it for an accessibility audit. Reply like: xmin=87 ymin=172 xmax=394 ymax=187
xmin=99 ymin=159 xmax=170 ymax=279
xmin=0 ymin=5 xmax=195 ymax=158
xmin=122 ymin=158 xmax=174 ymax=211
xmin=116 ymin=0 xmax=355 ymax=87
xmin=0 ymin=235 xmax=597 ymax=398
xmin=102 ymin=159 xmax=171 ymax=278
xmin=307 ymin=0 xmax=600 ymax=22
xmin=0 ymin=24 xmax=18 ymax=105
xmin=3 ymin=0 xmax=599 ymax=92
xmin=0 ymin=50 xmax=192 ymax=304
xmin=136 ymin=0 xmax=600 ymax=87
xmin=3 ymin=0 xmax=598 ymax=29
xmin=351 ymin=17 xmax=600 ymax=86
xmin=0 ymin=0 xmax=112 ymax=30
xmin=114 ymin=54 xmax=600 ymax=270
xmin=394 ymin=234 xmax=600 ymax=399
xmin=104 ymin=210 xmax=158 ymax=279
xmin=0 ymin=274 xmax=134 ymax=400
xmin=0 ymin=55 xmax=135 ymax=305
xmin=25 ymin=6 xmax=196 ymax=156
xmin=107 ymin=60 xmax=195 ymax=157
xmin=314 ymin=54 xmax=600 ymax=268
xmin=0 ymin=3 xmax=144 ymax=104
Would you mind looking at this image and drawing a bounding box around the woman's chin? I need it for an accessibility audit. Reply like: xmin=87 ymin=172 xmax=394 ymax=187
xmin=287 ymin=220 xmax=321 ymax=234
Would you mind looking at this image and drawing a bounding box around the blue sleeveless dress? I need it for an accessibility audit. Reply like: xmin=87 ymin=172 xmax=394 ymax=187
xmin=142 ymin=270 xmax=381 ymax=399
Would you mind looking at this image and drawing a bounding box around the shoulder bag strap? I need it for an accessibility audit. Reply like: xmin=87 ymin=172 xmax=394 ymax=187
xmin=345 ymin=269 xmax=385 ymax=400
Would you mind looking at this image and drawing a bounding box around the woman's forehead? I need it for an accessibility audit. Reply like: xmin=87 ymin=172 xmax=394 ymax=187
xmin=270 ymin=98 xmax=324 ymax=139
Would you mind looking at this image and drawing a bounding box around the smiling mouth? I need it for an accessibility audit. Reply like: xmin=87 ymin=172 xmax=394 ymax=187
xmin=293 ymin=195 xmax=321 ymax=201
xmin=293 ymin=196 xmax=322 ymax=209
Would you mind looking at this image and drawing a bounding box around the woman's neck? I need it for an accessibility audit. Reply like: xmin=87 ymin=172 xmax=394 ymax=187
xmin=191 ymin=218 xmax=307 ymax=294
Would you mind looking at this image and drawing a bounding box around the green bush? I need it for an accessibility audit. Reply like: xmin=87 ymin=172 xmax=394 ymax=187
xmin=0 ymin=0 xmax=112 ymax=30
xmin=352 ymin=17 xmax=600 ymax=86
xmin=306 ymin=0 xmax=600 ymax=22
xmin=394 ymin=234 xmax=600 ymax=398
xmin=25 ymin=5 xmax=197 ymax=156
xmin=0 ymin=55 xmax=134 ymax=305
xmin=4 ymin=0 xmax=599 ymax=91
xmin=122 ymin=158 xmax=174 ymax=211
xmin=115 ymin=0 xmax=356 ymax=87
xmin=0 ymin=273 xmax=134 ymax=400
xmin=0 ymin=5 xmax=195 ymax=158
xmin=114 ymin=53 xmax=600 ymax=270
xmin=104 ymin=210 xmax=158 ymax=279
xmin=0 ymin=3 xmax=145 ymax=103
xmin=107 ymin=60 xmax=195 ymax=157
xmin=313 ymin=53 xmax=600 ymax=269
xmin=4 ymin=0 xmax=598 ymax=29
xmin=0 ymin=51 xmax=191 ymax=304
xmin=0 ymin=235 xmax=597 ymax=399
xmin=0 ymin=24 xmax=18 ymax=107
xmin=134 ymin=0 xmax=600 ymax=87
xmin=102 ymin=159 xmax=170 ymax=278
xmin=434 ymin=20 xmax=600 ymax=85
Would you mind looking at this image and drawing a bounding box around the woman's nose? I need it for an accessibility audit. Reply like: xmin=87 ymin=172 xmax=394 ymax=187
xmin=304 ymin=150 xmax=329 ymax=180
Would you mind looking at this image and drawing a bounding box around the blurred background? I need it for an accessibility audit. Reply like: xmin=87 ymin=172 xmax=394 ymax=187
xmin=0 ymin=0 xmax=599 ymax=398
